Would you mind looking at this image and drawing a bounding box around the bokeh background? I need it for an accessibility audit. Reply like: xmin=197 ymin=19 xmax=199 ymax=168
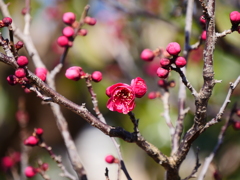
xmin=0 ymin=0 xmax=240 ymax=179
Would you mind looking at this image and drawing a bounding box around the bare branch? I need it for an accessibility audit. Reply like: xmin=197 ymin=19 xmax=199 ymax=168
xmin=216 ymin=29 xmax=233 ymax=38
xmin=173 ymin=0 xmax=217 ymax=169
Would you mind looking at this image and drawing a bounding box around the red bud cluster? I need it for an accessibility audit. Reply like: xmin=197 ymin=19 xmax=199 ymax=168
xmin=157 ymin=42 xmax=186 ymax=79
xmin=141 ymin=42 xmax=186 ymax=80
xmin=58 ymin=12 xmax=97 ymax=48
xmin=6 ymin=75 xmax=30 ymax=94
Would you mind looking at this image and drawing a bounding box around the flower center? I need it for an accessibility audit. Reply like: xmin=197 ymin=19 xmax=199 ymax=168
xmin=114 ymin=88 xmax=133 ymax=102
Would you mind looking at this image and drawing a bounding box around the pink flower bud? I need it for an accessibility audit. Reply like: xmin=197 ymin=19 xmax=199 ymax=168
xmin=158 ymin=79 xmax=167 ymax=87
xmin=168 ymin=80 xmax=176 ymax=88
xmin=62 ymin=26 xmax=75 ymax=37
xmin=1 ymin=156 xmax=14 ymax=171
xmin=7 ymin=75 xmax=18 ymax=85
xmin=156 ymin=67 xmax=169 ymax=79
xmin=140 ymin=49 xmax=154 ymax=61
xmin=105 ymin=155 xmax=115 ymax=164
xmin=35 ymin=67 xmax=47 ymax=81
xmin=35 ymin=128 xmax=44 ymax=136
xmin=175 ymin=56 xmax=187 ymax=68
xmin=201 ymin=30 xmax=207 ymax=40
xmin=91 ymin=71 xmax=102 ymax=82
xmin=41 ymin=163 xmax=49 ymax=171
xmin=62 ymin=12 xmax=76 ymax=25
xmin=25 ymin=166 xmax=37 ymax=178
xmin=16 ymin=110 xmax=29 ymax=124
xmin=131 ymin=77 xmax=147 ymax=98
xmin=15 ymin=41 xmax=24 ymax=50
xmin=84 ymin=16 xmax=97 ymax=25
xmin=236 ymin=109 xmax=240 ymax=117
xmin=166 ymin=42 xmax=181 ymax=56
xmin=230 ymin=11 xmax=240 ymax=25
xmin=78 ymin=29 xmax=88 ymax=36
xmin=233 ymin=121 xmax=240 ymax=130
xmin=57 ymin=36 xmax=69 ymax=47
xmin=17 ymin=56 xmax=28 ymax=67
xmin=24 ymin=136 xmax=39 ymax=146
xmin=65 ymin=66 xmax=84 ymax=81
xmin=24 ymin=88 xmax=31 ymax=93
xmin=148 ymin=92 xmax=157 ymax=99
xmin=21 ymin=8 xmax=27 ymax=15
xmin=15 ymin=68 xmax=27 ymax=78
xmin=2 ymin=17 xmax=12 ymax=26
xmin=159 ymin=58 xmax=171 ymax=68
xmin=199 ymin=15 xmax=206 ymax=25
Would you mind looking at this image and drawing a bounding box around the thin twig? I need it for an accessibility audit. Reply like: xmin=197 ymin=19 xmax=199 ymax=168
xmin=8 ymin=25 xmax=17 ymax=57
xmin=128 ymin=112 xmax=139 ymax=134
xmin=161 ymin=92 xmax=175 ymax=137
xmin=39 ymin=142 xmax=76 ymax=180
xmin=172 ymin=67 xmax=198 ymax=97
xmin=17 ymin=97 xmax=29 ymax=180
xmin=190 ymin=38 xmax=204 ymax=50
xmin=216 ymin=29 xmax=233 ymax=38
xmin=203 ymin=76 xmax=240 ymax=129
xmin=73 ymin=5 xmax=90 ymax=38
xmin=85 ymin=76 xmax=106 ymax=122
xmin=105 ymin=168 xmax=110 ymax=180
xmin=198 ymin=103 xmax=237 ymax=180
xmin=37 ymin=160 xmax=51 ymax=180
xmin=23 ymin=0 xmax=31 ymax=35
xmin=182 ymin=147 xmax=201 ymax=180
